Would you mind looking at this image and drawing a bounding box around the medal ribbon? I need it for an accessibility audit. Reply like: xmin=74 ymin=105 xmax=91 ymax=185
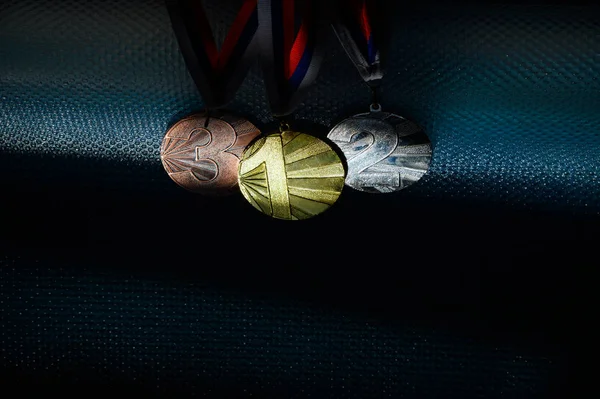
xmin=257 ymin=0 xmax=324 ymax=117
xmin=331 ymin=0 xmax=383 ymax=86
xmin=167 ymin=0 xmax=259 ymax=109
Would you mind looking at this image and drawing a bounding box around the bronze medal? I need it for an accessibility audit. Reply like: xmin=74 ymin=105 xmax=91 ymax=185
xmin=160 ymin=112 xmax=260 ymax=196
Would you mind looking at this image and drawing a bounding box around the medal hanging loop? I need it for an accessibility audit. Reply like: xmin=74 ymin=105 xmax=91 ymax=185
xmin=370 ymin=86 xmax=381 ymax=112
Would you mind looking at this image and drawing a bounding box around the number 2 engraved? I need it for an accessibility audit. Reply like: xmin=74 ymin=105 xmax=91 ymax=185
xmin=239 ymin=135 xmax=291 ymax=219
xmin=329 ymin=118 xmax=398 ymax=186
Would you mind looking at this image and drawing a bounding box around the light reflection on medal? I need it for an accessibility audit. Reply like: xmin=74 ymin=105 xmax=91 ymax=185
xmin=160 ymin=113 xmax=260 ymax=196
xmin=327 ymin=105 xmax=432 ymax=194
xmin=238 ymin=125 xmax=346 ymax=220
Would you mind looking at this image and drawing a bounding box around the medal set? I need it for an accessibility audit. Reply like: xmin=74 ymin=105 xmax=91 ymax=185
xmin=162 ymin=0 xmax=432 ymax=220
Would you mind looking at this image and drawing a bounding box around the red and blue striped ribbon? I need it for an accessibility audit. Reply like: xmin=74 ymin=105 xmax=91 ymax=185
xmin=257 ymin=0 xmax=324 ymax=117
xmin=332 ymin=0 xmax=382 ymax=85
xmin=167 ymin=0 xmax=259 ymax=109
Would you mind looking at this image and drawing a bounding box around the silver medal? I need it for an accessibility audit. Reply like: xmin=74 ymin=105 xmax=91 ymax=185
xmin=327 ymin=105 xmax=432 ymax=193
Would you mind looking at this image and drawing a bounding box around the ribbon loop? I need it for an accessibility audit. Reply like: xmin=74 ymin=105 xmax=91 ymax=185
xmin=331 ymin=0 xmax=383 ymax=86
xmin=167 ymin=0 xmax=260 ymax=109
xmin=257 ymin=0 xmax=325 ymax=117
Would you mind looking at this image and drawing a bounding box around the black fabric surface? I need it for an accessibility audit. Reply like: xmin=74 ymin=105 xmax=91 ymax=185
xmin=1 ymin=0 xmax=597 ymax=397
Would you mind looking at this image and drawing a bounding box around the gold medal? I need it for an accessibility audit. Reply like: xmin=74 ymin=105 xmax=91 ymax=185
xmin=238 ymin=125 xmax=345 ymax=220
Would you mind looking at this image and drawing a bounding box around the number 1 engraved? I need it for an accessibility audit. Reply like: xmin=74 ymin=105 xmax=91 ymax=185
xmin=239 ymin=135 xmax=291 ymax=219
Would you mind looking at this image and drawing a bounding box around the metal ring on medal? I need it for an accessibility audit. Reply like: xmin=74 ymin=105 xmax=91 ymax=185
xmin=327 ymin=110 xmax=432 ymax=193
xmin=238 ymin=130 xmax=346 ymax=220
xmin=160 ymin=113 xmax=261 ymax=195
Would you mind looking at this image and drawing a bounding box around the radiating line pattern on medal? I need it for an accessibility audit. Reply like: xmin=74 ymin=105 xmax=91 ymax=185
xmin=238 ymin=131 xmax=345 ymax=220
xmin=160 ymin=113 xmax=260 ymax=195
xmin=328 ymin=111 xmax=432 ymax=193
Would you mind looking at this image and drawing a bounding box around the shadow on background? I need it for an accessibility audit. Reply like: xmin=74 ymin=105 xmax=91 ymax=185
xmin=2 ymin=0 xmax=598 ymax=395
xmin=1 ymin=152 xmax=593 ymax=398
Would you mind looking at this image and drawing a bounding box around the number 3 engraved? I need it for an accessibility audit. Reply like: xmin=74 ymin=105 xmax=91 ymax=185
xmin=191 ymin=118 xmax=240 ymax=191
xmin=160 ymin=116 xmax=243 ymax=193
xmin=329 ymin=118 xmax=398 ymax=186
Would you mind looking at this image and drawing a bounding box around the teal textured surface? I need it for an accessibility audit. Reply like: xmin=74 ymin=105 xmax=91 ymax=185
xmin=0 ymin=2 xmax=596 ymax=396
xmin=1 ymin=1 xmax=599 ymax=213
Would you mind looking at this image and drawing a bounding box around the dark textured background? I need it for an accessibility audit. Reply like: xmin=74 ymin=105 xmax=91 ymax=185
xmin=0 ymin=0 xmax=598 ymax=397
